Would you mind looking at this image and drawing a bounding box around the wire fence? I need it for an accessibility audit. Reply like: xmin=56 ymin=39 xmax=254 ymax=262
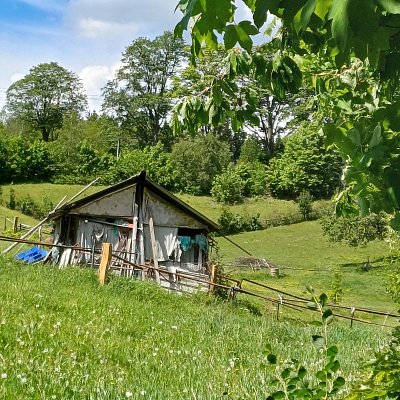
xmin=0 ymin=235 xmax=398 ymax=329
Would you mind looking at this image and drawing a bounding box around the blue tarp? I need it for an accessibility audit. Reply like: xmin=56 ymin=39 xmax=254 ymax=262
xmin=15 ymin=247 xmax=48 ymax=264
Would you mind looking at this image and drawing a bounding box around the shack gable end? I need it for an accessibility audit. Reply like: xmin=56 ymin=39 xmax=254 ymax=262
xmin=68 ymin=184 xmax=137 ymax=218
xmin=143 ymin=188 xmax=207 ymax=229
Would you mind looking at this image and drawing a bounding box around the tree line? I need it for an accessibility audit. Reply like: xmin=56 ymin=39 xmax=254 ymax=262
xmin=0 ymin=31 xmax=342 ymax=202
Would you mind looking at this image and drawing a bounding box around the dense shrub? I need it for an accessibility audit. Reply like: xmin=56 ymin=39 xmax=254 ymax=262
xmin=0 ymin=136 xmax=53 ymax=183
xmin=211 ymin=168 xmax=244 ymax=204
xmin=99 ymin=143 xmax=178 ymax=190
xmin=218 ymin=208 xmax=263 ymax=235
xmin=266 ymin=129 xmax=342 ymax=199
xmin=238 ymin=138 xmax=263 ymax=163
xmin=386 ymin=269 xmax=400 ymax=306
xmin=320 ymin=212 xmax=388 ymax=247
xmin=14 ymin=195 xmax=54 ymax=220
xmin=297 ymin=190 xmax=313 ymax=220
xmin=170 ymin=134 xmax=231 ymax=195
xmin=236 ymin=162 xmax=266 ymax=197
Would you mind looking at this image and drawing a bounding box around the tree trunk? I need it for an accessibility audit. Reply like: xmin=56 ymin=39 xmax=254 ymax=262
xmin=41 ymin=127 xmax=49 ymax=142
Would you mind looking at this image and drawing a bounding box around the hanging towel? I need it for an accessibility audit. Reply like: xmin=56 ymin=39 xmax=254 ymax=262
xmin=178 ymin=236 xmax=192 ymax=252
xmin=194 ymin=234 xmax=208 ymax=253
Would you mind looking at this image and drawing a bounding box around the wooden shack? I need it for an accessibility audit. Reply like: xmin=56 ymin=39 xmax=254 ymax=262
xmin=47 ymin=171 xmax=219 ymax=292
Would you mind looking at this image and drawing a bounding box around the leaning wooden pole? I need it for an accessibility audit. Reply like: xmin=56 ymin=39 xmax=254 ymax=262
xmin=148 ymin=216 xmax=161 ymax=285
xmin=64 ymin=178 xmax=99 ymax=205
xmin=2 ymin=195 xmax=67 ymax=255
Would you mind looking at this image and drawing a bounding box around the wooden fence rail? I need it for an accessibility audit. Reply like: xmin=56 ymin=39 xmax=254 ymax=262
xmin=0 ymin=235 xmax=398 ymax=328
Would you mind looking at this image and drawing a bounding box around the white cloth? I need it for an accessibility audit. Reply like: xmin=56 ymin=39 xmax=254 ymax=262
xmin=144 ymin=226 xmax=178 ymax=262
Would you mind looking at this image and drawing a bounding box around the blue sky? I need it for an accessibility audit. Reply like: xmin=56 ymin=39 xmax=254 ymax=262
xmin=0 ymin=0 xmax=256 ymax=112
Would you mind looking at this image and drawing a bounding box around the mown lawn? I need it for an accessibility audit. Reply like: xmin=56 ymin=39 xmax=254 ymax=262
xmin=0 ymin=183 xmax=105 ymax=206
xmin=0 ymin=259 xmax=390 ymax=399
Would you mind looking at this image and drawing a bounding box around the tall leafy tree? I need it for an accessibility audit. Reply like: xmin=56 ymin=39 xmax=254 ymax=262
xmin=171 ymin=35 xmax=310 ymax=161
xmin=174 ymin=0 xmax=400 ymax=221
xmin=4 ymin=62 xmax=87 ymax=142
xmin=266 ymin=126 xmax=343 ymax=199
xmin=171 ymin=46 xmax=246 ymax=159
xmin=102 ymin=31 xmax=187 ymax=149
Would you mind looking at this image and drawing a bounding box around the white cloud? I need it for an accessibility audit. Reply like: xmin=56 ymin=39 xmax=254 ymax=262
xmin=17 ymin=0 xmax=66 ymax=13
xmin=65 ymin=0 xmax=180 ymax=39
xmin=77 ymin=17 xmax=142 ymax=39
xmin=78 ymin=63 xmax=121 ymax=112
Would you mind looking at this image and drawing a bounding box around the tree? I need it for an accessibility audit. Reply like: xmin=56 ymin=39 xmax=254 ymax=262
xmin=4 ymin=62 xmax=87 ymax=142
xmin=266 ymin=127 xmax=342 ymax=199
xmin=174 ymin=0 xmax=400 ymax=221
xmin=171 ymin=46 xmax=247 ymax=159
xmin=171 ymin=41 xmax=303 ymax=160
xmin=102 ymin=31 xmax=187 ymax=149
xmin=170 ymin=134 xmax=232 ymax=195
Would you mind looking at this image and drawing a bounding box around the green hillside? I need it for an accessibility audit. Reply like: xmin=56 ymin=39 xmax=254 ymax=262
xmin=0 ymin=184 xmax=397 ymax=312
xmin=0 ymin=259 xmax=389 ymax=399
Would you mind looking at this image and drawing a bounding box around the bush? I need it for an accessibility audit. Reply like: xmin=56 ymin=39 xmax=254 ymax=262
xmin=236 ymin=162 xmax=266 ymax=197
xmin=386 ymin=269 xmax=400 ymax=306
xmin=170 ymin=134 xmax=231 ymax=195
xmin=14 ymin=195 xmax=54 ymax=220
xmin=349 ymin=327 xmax=400 ymax=398
xmin=0 ymin=136 xmax=53 ymax=183
xmin=297 ymin=190 xmax=313 ymax=220
xmin=8 ymin=188 xmax=15 ymax=210
xmin=266 ymin=128 xmax=342 ymax=199
xmin=320 ymin=212 xmax=388 ymax=247
xmin=218 ymin=208 xmax=263 ymax=235
xmin=99 ymin=143 xmax=178 ymax=191
xmin=211 ymin=168 xmax=244 ymax=204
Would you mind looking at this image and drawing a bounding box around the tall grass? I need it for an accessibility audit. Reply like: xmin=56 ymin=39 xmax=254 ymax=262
xmin=0 ymin=259 xmax=389 ymax=399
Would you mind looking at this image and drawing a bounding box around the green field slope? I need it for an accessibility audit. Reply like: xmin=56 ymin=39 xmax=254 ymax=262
xmin=216 ymin=221 xmax=397 ymax=312
xmin=0 ymin=184 xmax=397 ymax=312
xmin=0 ymin=259 xmax=389 ymax=399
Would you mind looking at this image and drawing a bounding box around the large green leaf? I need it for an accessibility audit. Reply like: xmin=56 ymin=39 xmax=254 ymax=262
xmin=254 ymin=0 xmax=270 ymax=28
xmin=238 ymin=20 xmax=259 ymax=35
xmin=329 ymin=0 xmax=349 ymax=52
xmin=301 ymin=0 xmax=316 ymax=31
xmin=369 ymin=124 xmax=382 ymax=148
xmin=224 ymin=25 xmax=238 ymax=49
xmin=378 ymin=0 xmax=400 ymax=13
xmin=235 ymin=25 xmax=254 ymax=51
xmin=314 ymin=0 xmax=333 ymax=20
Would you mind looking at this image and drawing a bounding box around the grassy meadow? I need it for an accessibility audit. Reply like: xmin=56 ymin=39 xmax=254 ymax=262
xmin=0 ymin=183 xmax=105 ymax=206
xmin=1 ymin=183 xmax=330 ymax=226
xmin=0 ymin=183 xmax=398 ymax=313
xmin=0 ymin=260 xmax=390 ymax=399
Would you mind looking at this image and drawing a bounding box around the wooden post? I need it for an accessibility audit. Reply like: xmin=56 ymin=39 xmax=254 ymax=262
xmin=13 ymin=217 xmax=19 ymax=233
xmin=208 ymin=263 xmax=217 ymax=294
xmin=130 ymin=204 xmax=138 ymax=264
xmin=148 ymin=216 xmax=161 ymax=285
xmin=38 ymin=226 xmax=43 ymax=243
xmin=98 ymin=243 xmax=112 ymax=285
xmin=350 ymin=307 xmax=355 ymax=327
xmin=138 ymin=207 xmax=146 ymax=280
xmin=277 ymin=294 xmax=283 ymax=320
